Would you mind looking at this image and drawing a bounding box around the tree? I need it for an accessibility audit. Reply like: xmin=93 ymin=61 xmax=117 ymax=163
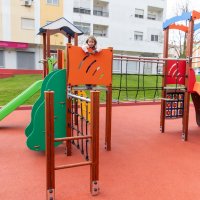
xmin=168 ymin=0 xmax=200 ymax=59
xmin=168 ymin=0 xmax=189 ymax=58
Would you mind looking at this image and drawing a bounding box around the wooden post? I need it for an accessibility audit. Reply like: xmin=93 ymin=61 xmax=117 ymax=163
xmin=160 ymin=28 xmax=169 ymax=133
xmin=46 ymin=30 xmax=51 ymax=76
xmin=66 ymin=98 xmax=72 ymax=156
xmin=90 ymin=91 xmax=100 ymax=196
xmin=74 ymin=33 xmax=78 ymax=46
xmin=72 ymin=33 xmax=79 ymax=126
xmin=43 ymin=33 xmax=47 ymax=78
xmin=105 ymin=85 xmax=112 ymax=151
xmin=45 ymin=91 xmax=55 ymax=200
xmin=57 ymin=49 xmax=63 ymax=69
xmin=182 ymin=19 xmax=194 ymax=141
xmin=68 ymin=35 xmax=71 ymax=44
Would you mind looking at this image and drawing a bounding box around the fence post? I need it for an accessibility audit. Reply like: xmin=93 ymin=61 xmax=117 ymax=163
xmin=105 ymin=85 xmax=112 ymax=151
xmin=66 ymin=98 xmax=72 ymax=156
xmin=90 ymin=91 xmax=100 ymax=195
xmin=45 ymin=91 xmax=55 ymax=200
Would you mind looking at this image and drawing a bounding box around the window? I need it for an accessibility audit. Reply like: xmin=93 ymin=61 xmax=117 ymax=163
xmin=47 ymin=0 xmax=59 ymax=5
xmin=127 ymin=61 xmax=138 ymax=74
xmin=147 ymin=6 xmax=163 ymax=21
xmin=113 ymin=60 xmax=121 ymax=73
xmin=151 ymin=35 xmax=158 ymax=42
xmin=93 ymin=10 xmax=109 ymax=17
xmin=93 ymin=25 xmax=108 ymax=37
xmin=21 ymin=18 xmax=35 ymax=30
xmin=74 ymin=22 xmax=90 ymax=35
xmin=93 ymin=5 xmax=109 ymax=17
xmin=148 ymin=13 xmax=156 ymax=20
xmin=0 ymin=50 xmax=4 ymax=68
xmin=17 ymin=51 xmax=35 ymax=69
xmin=73 ymin=7 xmax=91 ymax=14
xmin=73 ymin=0 xmax=90 ymax=15
xmin=144 ymin=63 xmax=152 ymax=74
xmin=134 ymin=31 xmax=143 ymax=41
xmin=135 ymin=9 xmax=144 ymax=19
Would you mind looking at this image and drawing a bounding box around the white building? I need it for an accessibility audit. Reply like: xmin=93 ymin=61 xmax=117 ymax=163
xmin=0 ymin=0 xmax=167 ymax=70
xmin=65 ymin=0 xmax=167 ymax=55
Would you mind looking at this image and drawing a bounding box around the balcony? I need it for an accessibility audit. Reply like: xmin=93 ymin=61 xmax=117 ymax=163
xmin=73 ymin=7 xmax=91 ymax=15
xmin=93 ymin=24 xmax=108 ymax=37
xmin=147 ymin=6 xmax=163 ymax=21
xmin=93 ymin=0 xmax=109 ymax=17
xmin=93 ymin=10 xmax=109 ymax=17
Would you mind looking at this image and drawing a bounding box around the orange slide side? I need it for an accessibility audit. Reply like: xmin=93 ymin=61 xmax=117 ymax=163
xmin=191 ymin=82 xmax=200 ymax=126
xmin=193 ymin=82 xmax=200 ymax=95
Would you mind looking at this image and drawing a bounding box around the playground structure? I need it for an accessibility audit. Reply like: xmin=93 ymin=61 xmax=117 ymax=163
xmin=110 ymin=10 xmax=200 ymax=141
xmin=160 ymin=10 xmax=200 ymax=141
xmin=0 ymin=17 xmax=112 ymax=198
xmin=26 ymin=18 xmax=113 ymax=198
xmin=3 ymin=11 xmax=200 ymax=199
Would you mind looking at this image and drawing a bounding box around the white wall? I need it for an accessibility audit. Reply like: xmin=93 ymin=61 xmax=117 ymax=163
xmin=65 ymin=0 xmax=167 ymax=55
xmin=5 ymin=50 xmax=17 ymax=69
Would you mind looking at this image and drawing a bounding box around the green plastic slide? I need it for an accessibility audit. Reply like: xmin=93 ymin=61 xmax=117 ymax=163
xmin=0 ymin=80 xmax=43 ymax=121
xmin=26 ymin=69 xmax=66 ymax=151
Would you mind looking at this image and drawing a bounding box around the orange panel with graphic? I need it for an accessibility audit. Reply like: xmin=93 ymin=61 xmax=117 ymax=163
xmin=67 ymin=44 xmax=113 ymax=86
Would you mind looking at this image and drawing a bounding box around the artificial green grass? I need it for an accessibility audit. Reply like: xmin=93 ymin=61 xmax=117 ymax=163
xmin=0 ymin=74 xmax=42 ymax=106
xmin=0 ymin=74 xmax=200 ymax=106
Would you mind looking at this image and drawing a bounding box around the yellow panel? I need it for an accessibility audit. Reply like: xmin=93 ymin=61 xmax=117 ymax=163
xmin=0 ymin=2 xmax=2 ymax=39
xmin=10 ymin=0 xmax=35 ymax=43
xmin=40 ymin=0 xmax=64 ymax=45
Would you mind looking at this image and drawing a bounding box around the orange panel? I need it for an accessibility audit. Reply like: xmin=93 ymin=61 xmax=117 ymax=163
xmin=67 ymin=45 xmax=113 ymax=86
xmin=192 ymin=10 xmax=200 ymax=20
xmin=169 ymin=24 xmax=188 ymax=33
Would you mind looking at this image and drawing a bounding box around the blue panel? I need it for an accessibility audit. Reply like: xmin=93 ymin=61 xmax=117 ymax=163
xmin=194 ymin=22 xmax=200 ymax=31
xmin=163 ymin=12 xmax=191 ymax=29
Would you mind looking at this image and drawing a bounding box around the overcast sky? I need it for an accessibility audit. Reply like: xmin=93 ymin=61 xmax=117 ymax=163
xmin=167 ymin=0 xmax=200 ymax=18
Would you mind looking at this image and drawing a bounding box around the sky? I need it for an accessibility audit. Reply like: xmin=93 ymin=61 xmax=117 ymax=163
xmin=167 ymin=0 xmax=200 ymax=18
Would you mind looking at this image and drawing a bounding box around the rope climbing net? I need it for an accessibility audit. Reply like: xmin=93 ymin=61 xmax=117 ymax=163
xmin=68 ymin=93 xmax=91 ymax=161
xmin=112 ymin=55 xmax=164 ymax=102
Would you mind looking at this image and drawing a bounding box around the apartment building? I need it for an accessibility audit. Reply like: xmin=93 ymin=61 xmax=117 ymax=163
xmin=0 ymin=0 xmax=167 ymax=70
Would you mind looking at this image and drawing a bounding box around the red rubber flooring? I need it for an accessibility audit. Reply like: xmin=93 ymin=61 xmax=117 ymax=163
xmin=1 ymin=105 xmax=200 ymax=200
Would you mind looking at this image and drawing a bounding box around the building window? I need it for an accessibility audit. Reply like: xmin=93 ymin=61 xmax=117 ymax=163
xmin=21 ymin=18 xmax=35 ymax=30
xmin=47 ymin=0 xmax=59 ymax=5
xmin=148 ymin=13 xmax=156 ymax=20
xmin=73 ymin=7 xmax=91 ymax=14
xmin=0 ymin=50 xmax=4 ymax=68
xmin=135 ymin=9 xmax=144 ymax=19
xmin=73 ymin=0 xmax=90 ymax=15
xmin=113 ymin=60 xmax=121 ymax=73
xmin=74 ymin=22 xmax=90 ymax=35
xmin=93 ymin=24 xmax=108 ymax=37
xmin=93 ymin=9 xmax=109 ymax=17
xmin=151 ymin=34 xmax=158 ymax=42
xmin=134 ymin=31 xmax=143 ymax=41
xmin=127 ymin=61 xmax=138 ymax=74
xmin=147 ymin=6 xmax=163 ymax=21
xmin=144 ymin=63 xmax=152 ymax=74
xmin=17 ymin=51 xmax=35 ymax=69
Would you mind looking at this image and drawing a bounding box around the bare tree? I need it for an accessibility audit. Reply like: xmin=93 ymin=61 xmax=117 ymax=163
xmin=169 ymin=0 xmax=189 ymax=58
xmin=168 ymin=0 xmax=200 ymax=58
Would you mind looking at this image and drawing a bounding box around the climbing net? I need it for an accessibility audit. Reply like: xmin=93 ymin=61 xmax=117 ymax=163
xmin=68 ymin=93 xmax=91 ymax=161
xmin=112 ymin=55 xmax=164 ymax=102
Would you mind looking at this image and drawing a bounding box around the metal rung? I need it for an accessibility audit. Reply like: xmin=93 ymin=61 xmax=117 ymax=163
xmin=160 ymin=98 xmax=177 ymax=101
xmin=164 ymin=87 xmax=186 ymax=90
xmin=72 ymin=86 xmax=107 ymax=91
